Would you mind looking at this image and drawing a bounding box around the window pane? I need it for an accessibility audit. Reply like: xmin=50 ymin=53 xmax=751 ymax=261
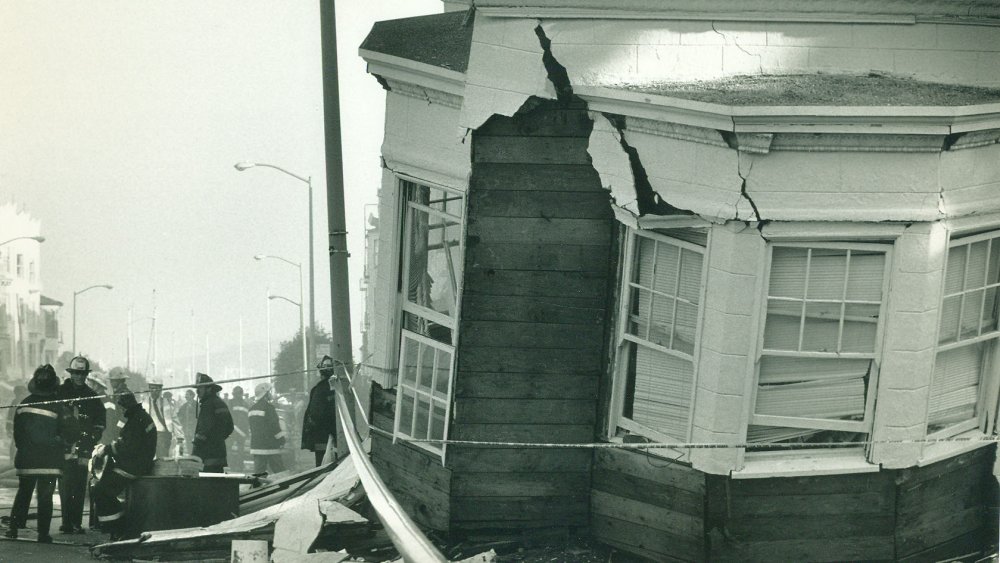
xmin=629 ymin=287 xmax=652 ymax=340
xmin=651 ymin=241 xmax=679 ymax=296
xmin=759 ymin=356 xmax=872 ymax=385
xmin=628 ymin=344 xmax=693 ymax=441
xmin=403 ymin=312 xmax=452 ymax=345
xmin=430 ymin=403 xmax=447 ymax=442
xmin=414 ymin=395 xmax=431 ymax=439
xmin=966 ymin=240 xmax=989 ymax=291
xmin=747 ymin=426 xmax=864 ymax=447
xmin=845 ymin=252 xmax=885 ymax=302
xmin=939 ymin=296 xmax=961 ymax=345
xmin=961 ymin=289 xmax=985 ymax=339
xmin=433 ymin=348 xmax=451 ymax=398
xmin=841 ymin=303 xmax=879 ymax=354
xmin=806 ymin=249 xmax=846 ymax=300
xmin=928 ymin=343 xmax=983 ymax=432
xmin=763 ymin=299 xmax=802 ymax=351
xmin=945 ymin=246 xmax=967 ymax=295
xmin=400 ymin=339 xmax=419 ymax=386
xmin=756 ymin=375 xmax=867 ymax=420
xmin=674 ymin=301 xmax=698 ymax=356
xmin=398 ymin=390 xmax=415 ymax=436
xmin=769 ymin=247 xmax=808 ymax=299
xmin=648 ymin=294 xmax=675 ymax=348
xmin=418 ymin=343 xmax=435 ymax=390
xmin=801 ymin=302 xmax=842 ymax=353
xmin=635 ymin=236 xmax=655 ymax=288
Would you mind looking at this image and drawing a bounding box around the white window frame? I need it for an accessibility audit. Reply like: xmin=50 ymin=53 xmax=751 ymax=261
xmin=749 ymin=241 xmax=892 ymax=449
xmin=391 ymin=178 xmax=465 ymax=460
xmin=608 ymin=227 xmax=708 ymax=453
xmin=926 ymin=229 xmax=1000 ymax=440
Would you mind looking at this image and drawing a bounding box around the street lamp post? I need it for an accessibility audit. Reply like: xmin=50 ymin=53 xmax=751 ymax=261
xmin=73 ymin=284 xmax=113 ymax=355
xmin=235 ymin=161 xmax=314 ymax=374
xmin=269 ymin=293 xmax=307 ymax=392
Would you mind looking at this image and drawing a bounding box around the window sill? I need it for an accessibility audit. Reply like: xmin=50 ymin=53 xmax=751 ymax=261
xmin=917 ymin=430 xmax=995 ymax=467
xmin=733 ymin=451 xmax=878 ymax=479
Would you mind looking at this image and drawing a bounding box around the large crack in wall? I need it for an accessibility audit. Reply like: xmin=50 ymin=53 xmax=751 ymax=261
xmin=534 ymin=25 xmax=574 ymax=102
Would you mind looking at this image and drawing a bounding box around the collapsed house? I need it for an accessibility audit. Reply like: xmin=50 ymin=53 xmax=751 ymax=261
xmin=358 ymin=1 xmax=1000 ymax=561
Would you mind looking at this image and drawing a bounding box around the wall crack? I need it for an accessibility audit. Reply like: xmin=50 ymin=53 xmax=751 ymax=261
xmin=534 ymin=24 xmax=574 ymax=102
xmin=736 ymin=156 xmax=765 ymax=232
xmin=605 ymin=113 xmax=691 ymax=217
xmin=711 ymin=22 xmax=763 ymax=74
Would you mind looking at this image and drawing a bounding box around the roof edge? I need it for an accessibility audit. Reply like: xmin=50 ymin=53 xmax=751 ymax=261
xmin=360 ymin=48 xmax=466 ymax=98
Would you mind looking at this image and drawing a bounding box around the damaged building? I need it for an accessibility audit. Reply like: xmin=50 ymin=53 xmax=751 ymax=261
xmin=358 ymin=0 xmax=1000 ymax=560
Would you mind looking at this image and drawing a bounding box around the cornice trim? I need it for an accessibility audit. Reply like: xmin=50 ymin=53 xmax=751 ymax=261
xmin=360 ymin=48 xmax=466 ymax=98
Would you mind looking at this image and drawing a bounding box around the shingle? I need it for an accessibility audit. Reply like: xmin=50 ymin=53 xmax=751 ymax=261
xmin=361 ymin=11 xmax=474 ymax=73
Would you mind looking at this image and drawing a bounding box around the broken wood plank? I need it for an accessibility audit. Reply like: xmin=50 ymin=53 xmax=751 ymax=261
xmin=591 ymin=467 xmax=704 ymax=517
xmin=453 ymin=372 xmax=599 ymax=400
xmin=471 ymin=164 xmax=602 ymax=192
xmin=591 ymin=513 xmax=703 ymax=562
xmin=594 ymin=448 xmax=706 ymax=494
xmin=371 ymin=433 xmax=451 ymax=492
xmin=453 ymin=398 xmax=597 ymax=425
xmin=473 ymin=137 xmax=591 ymax=165
xmin=590 ymin=489 xmax=702 ymax=537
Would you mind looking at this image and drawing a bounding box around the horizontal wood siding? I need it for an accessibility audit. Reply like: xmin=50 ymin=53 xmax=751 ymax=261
xmin=590 ymin=448 xmax=706 ymax=562
xmin=368 ymin=385 xmax=452 ymax=532
xmin=709 ymin=470 xmax=896 ymax=562
xmin=895 ymin=445 xmax=999 ymax=561
xmin=450 ymin=101 xmax=612 ymax=533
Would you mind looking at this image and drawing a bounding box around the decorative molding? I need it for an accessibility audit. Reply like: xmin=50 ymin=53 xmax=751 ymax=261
xmin=360 ymin=48 xmax=466 ymax=98
xmin=770 ymin=133 xmax=945 ymax=153
xmin=948 ymin=128 xmax=1000 ymax=150
xmin=384 ymin=79 xmax=463 ymax=109
xmin=735 ymin=133 xmax=774 ymax=154
xmin=625 ymin=116 xmax=730 ymax=148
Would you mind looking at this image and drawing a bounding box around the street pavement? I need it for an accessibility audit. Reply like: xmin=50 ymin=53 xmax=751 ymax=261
xmin=0 ymin=483 xmax=111 ymax=562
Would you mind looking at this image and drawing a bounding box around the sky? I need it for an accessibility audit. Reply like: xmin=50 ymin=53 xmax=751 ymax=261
xmin=0 ymin=0 xmax=440 ymax=384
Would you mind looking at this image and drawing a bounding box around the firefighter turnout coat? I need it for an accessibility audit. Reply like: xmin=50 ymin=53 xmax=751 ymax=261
xmin=192 ymin=393 xmax=234 ymax=468
xmin=109 ymin=403 xmax=157 ymax=478
xmin=248 ymin=397 xmax=285 ymax=455
xmin=301 ymin=379 xmax=337 ymax=452
xmin=58 ymin=380 xmax=107 ymax=463
xmin=13 ymin=395 xmax=74 ymax=477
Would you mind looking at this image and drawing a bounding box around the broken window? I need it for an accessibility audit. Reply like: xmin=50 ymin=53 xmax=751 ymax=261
xmin=394 ymin=180 xmax=463 ymax=456
xmin=749 ymin=244 xmax=890 ymax=450
xmin=927 ymin=231 xmax=1000 ymax=439
xmin=611 ymin=228 xmax=706 ymax=444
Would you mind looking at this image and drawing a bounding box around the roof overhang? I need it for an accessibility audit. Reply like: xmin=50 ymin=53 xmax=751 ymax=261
xmin=360 ymin=48 xmax=466 ymax=98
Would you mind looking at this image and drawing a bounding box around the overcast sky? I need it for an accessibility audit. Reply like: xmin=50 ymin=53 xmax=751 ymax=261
xmin=0 ymin=0 xmax=440 ymax=382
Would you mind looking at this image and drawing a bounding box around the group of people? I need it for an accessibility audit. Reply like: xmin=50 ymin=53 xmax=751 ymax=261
xmin=4 ymin=354 xmax=342 ymax=543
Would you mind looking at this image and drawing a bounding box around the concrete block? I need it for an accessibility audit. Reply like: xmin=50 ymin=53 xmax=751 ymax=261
xmin=808 ymin=47 xmax=894 ymax=73
xmin=674 ymin=20 xmax=729 ymax=45
xmin=876 ymin=388 xmax=932 ymax=427
xmin=473 ymin=16 xmax=543 ymax=52
xmin=888 ymin=270 xmax=943 ymax=313
xmin=851 ymin=23 xmax=937 ymax=50
xmin=689 ymin=426 xmax=741 ymax=474
xmin=878 ymin=349 xmax=935 ymax=391
xmin=708 ymin=225 xmax=767 ymax=277
xmin=892 ymin=49 xmax=979 ymax=85
xmin=870 ymin=424 xmax=925 ymax=468
xmin=884 ymin=310 xmax=940 ymax=352
xmin=636 ymin=44 xmax=725 ymax=80
xmin=894 ymin=225 xmax=948 ymax=275
xmin=700 ymin=308 xmax=756 ymax=356
xmin=697 ymin=349 xmax=753 ymax=396
xmin=559 ymin=44 xmax=639 ymax=84
xmin=766 ymin=22 xmax=852 ymax=47
xmin=937 ymin=23 xmax=1000 ymax=52
xmin=707 ymin=23 xmax=769 ymax=47
xmin=693 ymin=387 xmax=747 ymax=435
xmin=548 ymin=19 xmax=681 ymax=46
xmin=705 ymin=268 xmax=759 ymax=317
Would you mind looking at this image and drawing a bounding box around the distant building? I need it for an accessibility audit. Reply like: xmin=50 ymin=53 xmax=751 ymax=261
xmin=359 ymin=2 xmax=1000 ymax=561
xmin=0 ymin=203 xmax=60 ymax=385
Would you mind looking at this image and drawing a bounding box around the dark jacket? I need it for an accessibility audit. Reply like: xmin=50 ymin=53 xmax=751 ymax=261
xmin=109 ymin=403 xmax=157 ymax=478
xmin=192 ymin=393 xmax=233 ymax=467
xmin=101 ymin=398 xmax=122 ymax=445
xmin=58 ymin=380 xmax=107 ymax=460
xmin=301 ymin=379 xmax=337 ymax=451
xmin=13 ymin=395 xmax=74 ymax=476
xmin=229 ymin=397 xmax=250 ymax=442
xmin=248 ymin=398 xmax=285 ymax=455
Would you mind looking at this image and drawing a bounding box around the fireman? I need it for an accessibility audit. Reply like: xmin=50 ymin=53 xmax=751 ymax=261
xmin=58 ymin=356 xmax=106 ymax=534
xmin=5 ymin=365 xmax=73 ymax=542
xmin=91 ymin=392 xmax=156 ymax=541
xmin=105 ymin=368 xmax=130 ymax=443
xmin=302 ymin=356 xmax=338 ymax=467
xmin=227 ymin=385 xmax=250 ymax=472
xmin=248 ymin=383 xmax=285 ymax=474
xmin=146 ymin=380 xmax=174 ymax=458
xmin=192 ymin=373 xmax=233 ymax=473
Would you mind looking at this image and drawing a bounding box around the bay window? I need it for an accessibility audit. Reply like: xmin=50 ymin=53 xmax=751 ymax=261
xmin=393 ymin=180 xmax=464 ymax=456
xmin=749 ymin=244 xmax=890 ymax=449
xmin=927 ymin=231 xmax=1000 ymax=439
xmin=611 ymin=228 xmax=707 ymax=444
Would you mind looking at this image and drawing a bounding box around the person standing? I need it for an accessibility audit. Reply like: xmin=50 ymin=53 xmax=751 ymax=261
xmin=146 ymin=380 xmax=174 ymax=459
xmin=226 ymin=386 xmax=250 ymax=472
xmin=58 ymin=356 xmax=106 ymax=534
xmin=248 ymin=383 xmax=286 ymax=474
xmin=5 ymin=384 xmax=28 ymax=466
xmin=91 ymin=392 xmax=156 ymax=541
xmin=301 ymin=356 xmax=338 ymax=467
xmin=5 ymin=365 xmax=73 ymax=542
xmin=175 ymin=389 xmax=197 ymax=456
xmin=104 ymin=369 xmax=130 ymax=445
xmin=192 ymin=373 xmax=233 ymax=473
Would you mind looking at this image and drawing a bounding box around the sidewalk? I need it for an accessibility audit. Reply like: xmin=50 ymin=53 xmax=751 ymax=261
xmin=0 ymin=483 xmax=110 ymax=562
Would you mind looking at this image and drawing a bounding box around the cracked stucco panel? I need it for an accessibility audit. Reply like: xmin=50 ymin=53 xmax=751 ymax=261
xmin=625 ymin=123 xmax=745 ymax=221
xmin=383 ymin=91 xmax=471 ymax=190
xmin=588 ymin=112 xmax=640 ymax=216
xmin=459 ymin=15 xmax=557 ymax=131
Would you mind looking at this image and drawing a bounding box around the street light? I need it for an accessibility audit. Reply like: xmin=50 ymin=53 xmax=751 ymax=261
xmin=269 ymin=293 xmax=307 ymax=392
xmin=73 ymin=284 xmax=113 ymax=354
xmin=254 ymin=253 xmax=304 ymax=378
xmin=0 ymin=236 xmax=45 ymax=247
xmin=235 ymin=161 xmax=315 ymax=374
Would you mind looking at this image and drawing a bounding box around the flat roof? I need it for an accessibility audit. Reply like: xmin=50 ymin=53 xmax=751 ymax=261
xmin=360 ymin=11 xmax=474 ymax=74
xmin=612 ymin=74 xmax=1000 ymax=107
